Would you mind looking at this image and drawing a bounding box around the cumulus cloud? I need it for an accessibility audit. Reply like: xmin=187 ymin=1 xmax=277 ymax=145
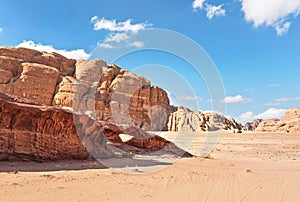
xmin=91 ymin=16 xmax=151 ymax=33
xmin=92 ymin=17 xmax=151 ymax=49
xmin=16 ymin=40 xmax=90 ymax=60
xmin=205 ymin=4 xmax=226 ymax=20
xmin=240 ymin=0 xmax=300 ymax=35
xmin=238 ymin=108 xmax=287 ymax=123
xmin=193 ymin=0 xmax=226 ymax=19
xmin=222 ymin=95 xmax=253 ymax=104
xmin=193 ymin=0 xmax=206 ymax=10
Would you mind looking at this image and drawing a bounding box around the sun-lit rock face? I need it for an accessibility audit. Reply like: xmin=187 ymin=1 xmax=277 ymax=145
xmin=0 ymin=47 xmax=171 ymax=131
xmin=0 ymin=47 xmax=194 ymax=161
xmin=0 ymin=46 xmax=243 ymax=135
xmin=255 ymin=108 xmax=300 ymax=133
xmin=0 ymin=47 xmax=76 ymax=106
xmin=167 ymin=107 xmax=242 ymax=133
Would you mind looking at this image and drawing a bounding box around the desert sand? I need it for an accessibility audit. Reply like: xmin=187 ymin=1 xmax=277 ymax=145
xmin=1 ymin=132 xmax=300 ymax=202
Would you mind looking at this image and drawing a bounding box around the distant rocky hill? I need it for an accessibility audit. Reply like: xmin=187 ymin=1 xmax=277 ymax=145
xmin=255 ymin=108 xmax=300 ymax=133
xmin=168 ymin=107 xmax=242 ymax=133
xmin=243 ymin=119 xmax=263 ymax=131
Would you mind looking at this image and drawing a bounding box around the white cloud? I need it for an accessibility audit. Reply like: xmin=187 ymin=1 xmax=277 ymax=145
xmin=92 ymin=17 xmax=151 ymax=49
xmin=98 ymin=43 xmax=114 ymax=49
xmin=193 ymin=0 xmax=226 ymax=19
xmin=178 ymin=95 xmax=202 ymax=101
xmin=264 ymin=96 xmax=300 ymax=106
xmin=91 ymin=16 xmax=151 ymax=33
xmin=275 ymin=21 xmax=291 ymax=36
xmin=193 ymin=0 xmax=206 ymax=10
xmin=16 ymin=40 xmax=90 ymax=60
xmin=222 ymin=95 xmax=253 ymax=104
xmin=98 ymin=39 xmax=144 ymax=49
xmin=0 ymin=27 xmax=3 ymax=33
xmin=205 ymin=4 xmax=226 ymax=20
xmin=240 ymin=0 xmax=300 ymax=35
xmin=104 ymin=33 xmax=129 ymax=43
xmin=275 ymin=97 xmax=300 ymax=102
xmin=128 ymin=41 xmax=144 ymax=48
xmin=238 ymin=108 xmax=287 ymax=123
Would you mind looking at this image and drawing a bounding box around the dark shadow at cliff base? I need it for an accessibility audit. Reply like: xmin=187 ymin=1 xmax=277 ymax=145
xmin=0 ymin=158 xmax=172 ymax=173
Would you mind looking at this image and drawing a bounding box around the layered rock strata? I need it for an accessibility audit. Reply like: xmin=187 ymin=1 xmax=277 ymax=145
xmin=0 ymin=47 xmax=171 ymax=131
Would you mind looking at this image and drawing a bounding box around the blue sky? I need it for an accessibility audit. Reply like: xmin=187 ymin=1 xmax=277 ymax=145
xmin=1 ymin=0 xmax=300 ymax=123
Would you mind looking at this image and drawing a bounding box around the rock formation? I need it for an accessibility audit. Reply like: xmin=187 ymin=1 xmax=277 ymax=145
xmin=100 ymin=122 xmax=192 ymax=157
xmin=0 ymin=47 xmax=244 ymax=133
xmin=205 ymin=112 xmax=242 ymax=132
xmin=0 ymin=92 xmax=192 ymax=161
xmin=243 ymin=119 xmax=263 ymax=131
xmin=167 ymin=107 xmax=242 ymax=133
xmin=0 ymin=47 xmax=171 ymax=131
xmin=0 ymin=92 xmax=111 ymax=161
xmin=0 ymin=46 xmax=246 ymax=162
xmin=255 ymin=119 xmax=280 ymax=132
xmin=255 ymin=108 xmax=300 ymax=133
xmin=0 ymin=47 xmax=76 ymax=106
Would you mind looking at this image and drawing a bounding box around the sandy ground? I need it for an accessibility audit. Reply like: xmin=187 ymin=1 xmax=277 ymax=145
xmin=1 ymin=132 xmax=300 ymax=202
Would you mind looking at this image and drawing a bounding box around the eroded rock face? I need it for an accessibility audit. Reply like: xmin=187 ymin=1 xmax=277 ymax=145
xmin=255 ymin=108 xmax=300 ymax=133
xmin=281 ymin=108 xmax=300 ymax=132
xmin=255 ymin=119 xmax=281 ymax=132
xmin=0 ymin=47 xmax=243 ymax=135
xmin=168 ymin=107 xmax=207 ymax=132
xmin=0 ymin=92 xmax=192 ymax=161
xmin=0 ymin=47 xmax=76 ymax=106
xmin=0 ymin=93 xmax=112 ymax=161
xmin=167 ymin=107 xmax=242 ymax=133
xmin=243 ymin=119 xmax=263 ymax=131
xmin=0 ymin=47 xmax=171 ymax=131
xmin=205 ymin=113 xmax=242 ymax=132
xmin=59 ymin=61 xmax=171 ymax=130
xmin=0 ymin=47 xmax=76 ymax=76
